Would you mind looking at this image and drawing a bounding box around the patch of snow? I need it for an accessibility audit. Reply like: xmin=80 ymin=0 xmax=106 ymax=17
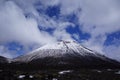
xmin=18 ymin=75 xmax=25 ymax=79
xmin=97 ymin=70 xmax=102 ymax=73
xmin=58 ymin=70 xmax=72 ymax=74
xmin=35 ymin=40 xmax=95 ymax=56
xmin=29 ymin=75 xmax=34 ymax=78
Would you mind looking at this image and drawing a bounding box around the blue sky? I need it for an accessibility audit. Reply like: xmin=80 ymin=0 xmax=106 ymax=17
xmin=0 ymin=0 xmax=120 ymax=61
xmin=104 ymin=31 xmax=120 ymax=46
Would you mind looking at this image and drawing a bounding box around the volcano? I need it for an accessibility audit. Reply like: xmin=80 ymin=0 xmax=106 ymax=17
xmin=10 ymin=40 xmax=120 ymax=69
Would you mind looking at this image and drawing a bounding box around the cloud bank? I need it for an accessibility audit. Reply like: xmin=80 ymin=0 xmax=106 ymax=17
xmin=0 ymin=0 xmax=120 ymax=61
xmin=0 ymin=1 xmax=56 ymax=45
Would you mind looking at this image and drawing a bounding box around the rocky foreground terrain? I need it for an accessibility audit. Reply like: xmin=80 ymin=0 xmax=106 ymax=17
xmin=0 ymin=69 xmax=120 ymax=80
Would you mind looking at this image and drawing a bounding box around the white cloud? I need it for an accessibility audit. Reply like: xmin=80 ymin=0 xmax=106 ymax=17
xmin=40 ymin=0 xmax=60 ymax=6
xmin=59 ymin=0 xmax=81 ymax=15
xmin=78 ymin=0 xmax=120 ymax=37
xmin=104 ymin=45 xmax=120 ymax=61
xmin=53 ymin=29 xmax=71 ymax=40
xmin=0 ymin=1 xmax=56 ymax=45
xmin=72 ymin=33 xmax=80 ymax=41
xmin=82 ymin=35 xmax=107 ymax=54
xmin=0 ymin=46 xmax=15 ymax=58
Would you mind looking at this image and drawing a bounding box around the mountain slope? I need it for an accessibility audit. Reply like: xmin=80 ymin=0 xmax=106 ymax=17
xmin=0 ymin=56 xmax=10 ymax=69
xmin=0 ymin=56 xmax=9 ymax=63
xmin=12 ymin=40 xmax=120 ymax=69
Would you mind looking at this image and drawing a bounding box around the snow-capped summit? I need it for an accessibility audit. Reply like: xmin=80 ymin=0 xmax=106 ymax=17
xmin=42 ymin=40 xmax=92 ymax=52
xmin=39 ymin=40 xmax=79 ymax=50
xmin=33 ymin=40 xmax=93 ymax=54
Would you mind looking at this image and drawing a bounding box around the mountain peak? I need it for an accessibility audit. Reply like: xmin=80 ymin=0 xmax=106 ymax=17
xmin=37 ymin=40 xmax=94 ymax=55
xmin=39 ymin=40 xmax=78 ymax=50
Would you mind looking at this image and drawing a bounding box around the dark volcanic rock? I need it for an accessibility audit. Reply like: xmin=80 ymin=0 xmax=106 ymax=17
xmin=0 ymin=56 xmax=8 ymax=63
